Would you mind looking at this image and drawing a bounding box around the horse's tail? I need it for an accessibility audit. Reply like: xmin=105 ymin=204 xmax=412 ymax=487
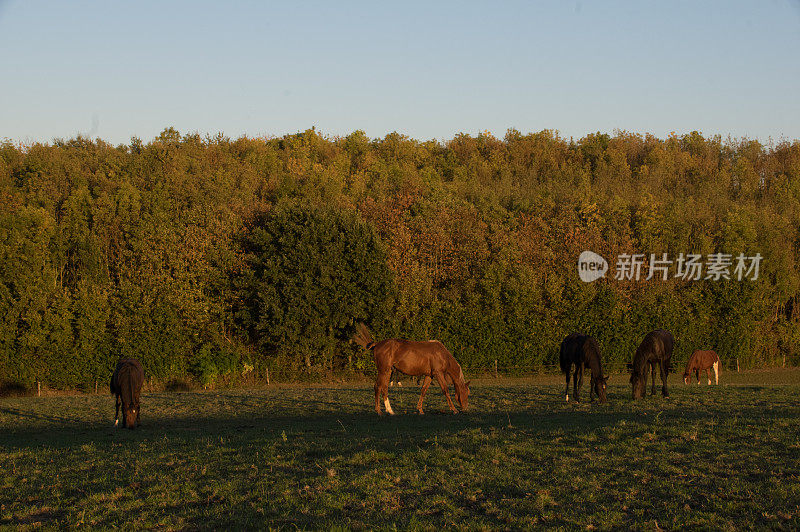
xmin=558 ymin=340 xmax=570 ymax=374
xmin=353 ymin=322 xmax=376 ymax=350
xmin=116 ymin=363 xmax=134 ymax=407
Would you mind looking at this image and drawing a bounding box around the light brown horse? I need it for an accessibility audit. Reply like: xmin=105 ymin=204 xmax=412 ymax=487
xmin=354 ymin=324 xmax=470 ymax=415
xmin=683 ymin=350 xmax=720 ymax=385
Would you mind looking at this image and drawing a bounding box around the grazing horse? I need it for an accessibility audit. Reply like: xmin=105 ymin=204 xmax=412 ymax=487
xmin=559 ymin=333 xmax=608 ymax=403
xmin=354 ymin=324 xmax=470 ymax=415
xmin=630 ymin=330 xmax=674 ymax=400
xmin=683 ymin=350 xmax=720 ymax=385
xmin=110 ymin=358 xmax=144 ymax=429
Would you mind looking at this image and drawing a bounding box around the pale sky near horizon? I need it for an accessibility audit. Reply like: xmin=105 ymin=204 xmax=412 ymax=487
xmin=1 ymin=0 xmax=799 ymax=146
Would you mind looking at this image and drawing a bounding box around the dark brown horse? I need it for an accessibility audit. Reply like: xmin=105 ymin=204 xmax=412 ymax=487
xmin=683 ymin=350 xmax=720 ymax=385
xmin=354 ymin=324 xmax=470 ymax=415
xmin=110 ymin=358 xmax=144 ymax=429
xmin=630 ymin=329 xmax=674 ymax=400
xmin=559 ymin=333 xmax=608 ymax=403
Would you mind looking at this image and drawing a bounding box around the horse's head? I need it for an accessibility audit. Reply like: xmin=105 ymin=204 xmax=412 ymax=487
xmin=455 ymin=379 xmax=471 ymax=411
xmin=123 ymin=403 xmax=139 ymax=429
xmin=630 ymin=371 xmax=645 ymax=400
xmin=594 ymin=376 xmax=608 ymax=403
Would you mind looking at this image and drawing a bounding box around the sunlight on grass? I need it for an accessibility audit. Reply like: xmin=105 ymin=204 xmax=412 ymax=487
xmin=1 ymin=374 xmax=799 ymax=528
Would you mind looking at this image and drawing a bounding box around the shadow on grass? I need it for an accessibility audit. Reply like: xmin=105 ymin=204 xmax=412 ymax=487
xmin=0 ymin=398 xmax=725 ymax=452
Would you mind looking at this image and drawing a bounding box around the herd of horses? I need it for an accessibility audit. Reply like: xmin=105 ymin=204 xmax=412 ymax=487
xmin=559 ymin=330 xmax=720 ymax=402
xmin=108 ymin=325 xmax=721 ymax=428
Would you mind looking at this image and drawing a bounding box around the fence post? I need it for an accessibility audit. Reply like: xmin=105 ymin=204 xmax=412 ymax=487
xmin=494 ymin=360 xmax=498 ymax=378
xmin=736 ymin=358 xmax=740 ymax=372
xmin=37 ymin=381 xmax=41 ymax=397
xmin=266 ymin=366 xmax=270 ymax=386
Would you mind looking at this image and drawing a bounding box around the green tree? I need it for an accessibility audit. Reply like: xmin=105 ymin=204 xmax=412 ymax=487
xmin=236 ymin=203 xmax=396 ymax=373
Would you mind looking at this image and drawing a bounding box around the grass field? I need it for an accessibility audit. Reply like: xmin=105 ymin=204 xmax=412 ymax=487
xmin=1 ymin=369 xmax=799 ymax=530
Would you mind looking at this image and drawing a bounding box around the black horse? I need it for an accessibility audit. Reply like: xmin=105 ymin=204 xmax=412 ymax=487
xmin=559 ymin=333 xmax=608 ymax=403
xmin=630 ymin=330 xmax=674 ymax=400
xmin=110 ymin=358 xmax=144 ymax=429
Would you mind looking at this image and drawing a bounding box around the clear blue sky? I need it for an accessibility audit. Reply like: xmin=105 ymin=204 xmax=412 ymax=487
xmin=2 ymin=0 xmax=799 ymax=145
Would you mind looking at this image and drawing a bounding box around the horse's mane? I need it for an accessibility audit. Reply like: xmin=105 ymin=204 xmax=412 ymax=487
xmin=583 ymin=336 xmax=604 ymax=377
xmin=443 ymin=348 xmax=466 ymax=388
xmin=629 ymin=343 xmax=654 ymax=384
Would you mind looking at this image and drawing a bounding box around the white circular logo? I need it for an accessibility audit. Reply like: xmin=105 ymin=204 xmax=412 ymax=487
xmin=578 ymin=251 xmax=608 ymax=282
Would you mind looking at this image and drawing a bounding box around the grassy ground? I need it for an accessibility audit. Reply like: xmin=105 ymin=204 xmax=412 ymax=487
xmin=1 ymin=369 xmax=799 ymax=530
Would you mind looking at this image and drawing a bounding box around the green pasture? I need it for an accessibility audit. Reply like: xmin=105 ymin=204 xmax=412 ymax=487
xmin=1 ymin=369 xmax=799 ymax=530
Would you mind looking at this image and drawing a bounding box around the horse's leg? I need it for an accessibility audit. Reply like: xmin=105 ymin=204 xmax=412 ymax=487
xmin=660 ymin=360 xmax=670 ymax=397
xmin=390 ymin=368 xmax=403 ymax=387
xmin=589 ymin=370 xmax=595 ymax=403
xmin=433 ymin=372 xmax=458 ymax=413
xmin=380 ymin=371 xmax=395 ymax=415
xmin=695 ymin=369 xmax=700 ymax=385
xmin=650 ymin=363 xmax=657 ymax=396
xmin=417 ymin=376 xmax=433 ymax=414
xmin=705 ymin=368 xmax=711 ymax=385
xmin=571 ymin=366 xmax=579 ymax=402
xmin=575 ymin=364 xmax=584 ymax=402
xmin=713 ymin=360 xmax=719 ymax=384
xmin=114 ymin=394 xmax=120 ymax=427
xmin=564 ymin=365 xmax=571 ymax=402
xmin=374 ymin=376 xmax=383 ymax=415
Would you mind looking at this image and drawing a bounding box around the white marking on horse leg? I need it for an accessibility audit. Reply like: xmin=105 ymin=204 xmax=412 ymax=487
xmin=713 ymin=361 xmax=719 ymax=384
xmin=114 ymin=418 xmax=119 ymax=427
xmin=384 ymin=397 xmax=395 ymax=415
xmin=565 ymin=394 xmax=569 ymax=402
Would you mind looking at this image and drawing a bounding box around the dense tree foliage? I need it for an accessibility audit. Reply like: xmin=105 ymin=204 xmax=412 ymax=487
xmin=1 ymin=128 xmax=798 ymax=387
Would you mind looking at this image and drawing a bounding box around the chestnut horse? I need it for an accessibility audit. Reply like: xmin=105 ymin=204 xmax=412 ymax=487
xmin=630 ymin=329 xmax=674 ymax=400
xmin=559 ymin=333 xmax=608 ymax=403
xmin=354 ymin=324 xmax=470 ymax=415
xmin=683 ymin=350 xmax=720 ymax=385
xmin=110 ymin=358 xmax=144 ymax=428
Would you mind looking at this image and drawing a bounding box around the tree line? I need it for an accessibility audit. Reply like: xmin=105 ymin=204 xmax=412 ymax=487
xmin=1 ymin=127 xmax=798 ymax=389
